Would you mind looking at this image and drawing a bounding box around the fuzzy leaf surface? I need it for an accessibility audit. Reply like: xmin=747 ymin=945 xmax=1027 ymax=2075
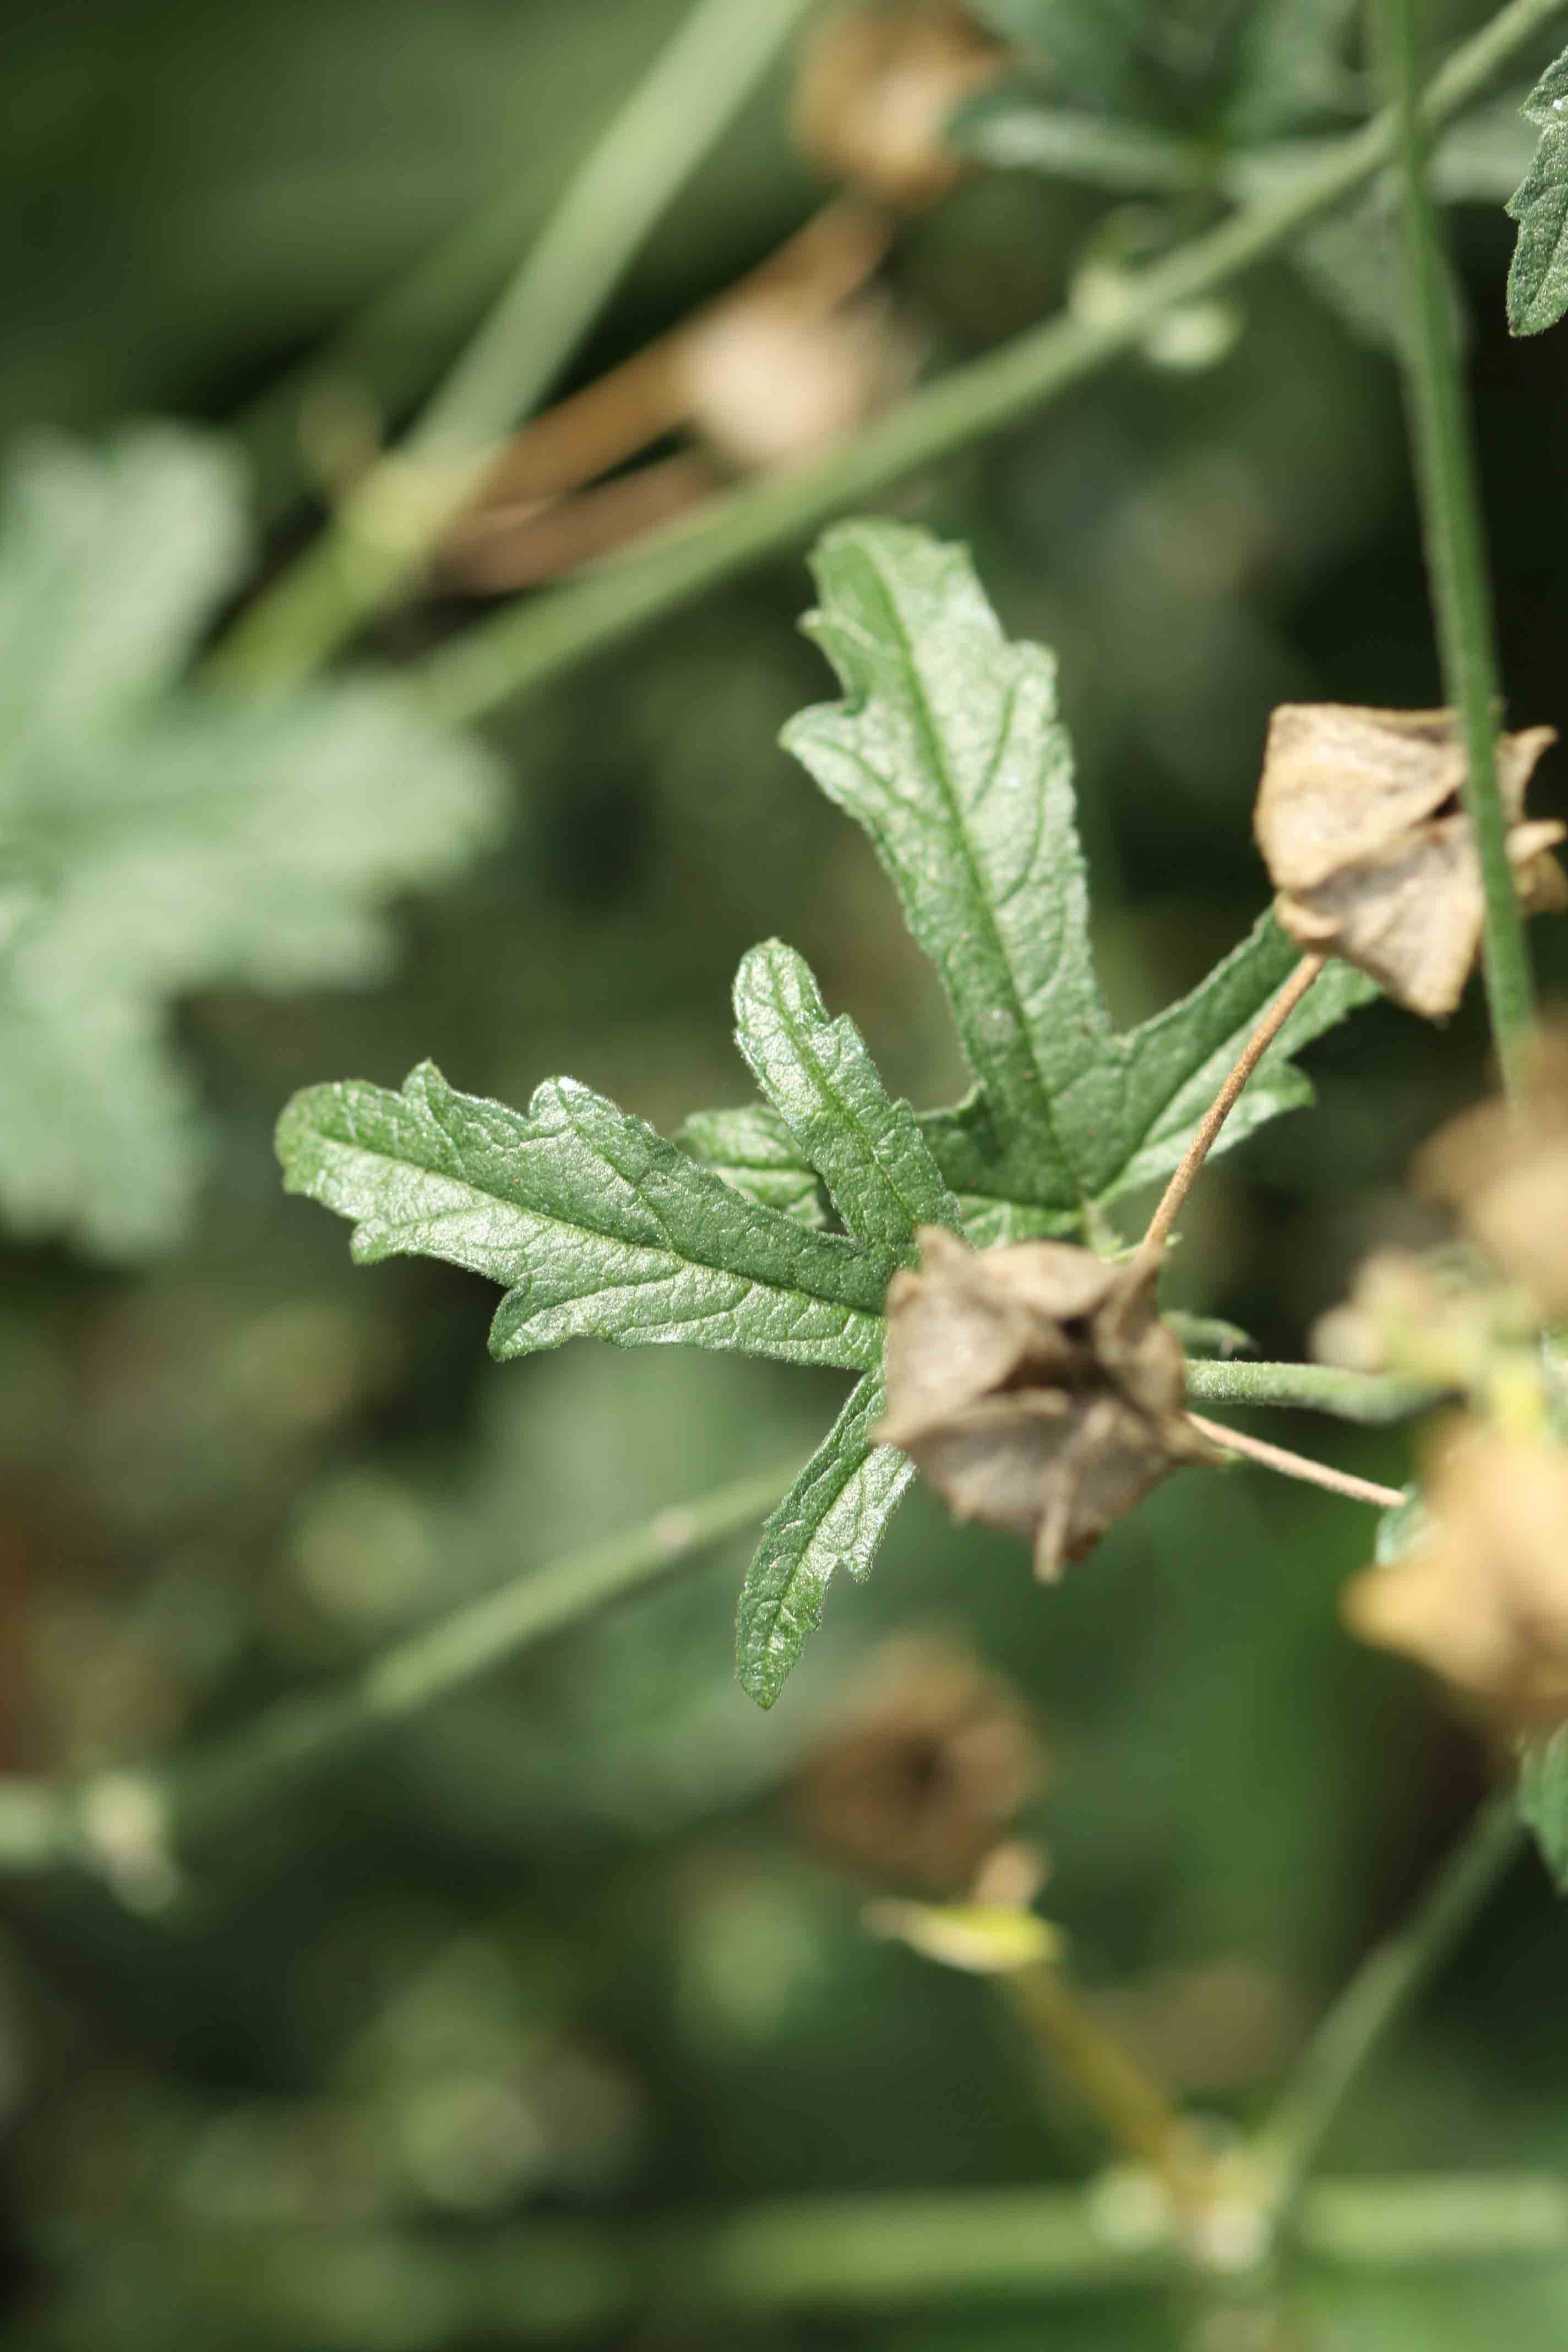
xmin=786 ymin=522 xmax=1375 ymax=1229
xmin=733 ymin=939 xmax=961 ymax=1251
xmin=1506 ymin=48 xmax=1568 ymax=336
xmin=0 ymin=425 xmax=500 ymax=1256
xmin=735 ymin=1370 xmax=911 ymax=1708
xmin=676 ymin=1102 xmax=829 ymax=1227
xmin=785 ymin=521 xmax=1110 ymax=1210
xmin=278 ymin=1062 xmax=888 ymax=1373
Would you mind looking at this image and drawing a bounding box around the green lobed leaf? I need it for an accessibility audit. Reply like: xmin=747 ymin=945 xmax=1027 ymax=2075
xmin=1101 ymin=916 xmax=1377 ymax=1205
xmin=1518 ymin=1728 xmax=1568 ymax=1893
xmin=786 ymin=522 xmax=1376 ymax=1229
xmin=0 ymin=424 xmax=502 ymax=1257
xmin=277 ymin=1061 xmax=889 ymax=1373
xmin=732 ymin=940 xmax=962 ymax=1251
xmin=675 ymin=1102 xmax=829 ymax=1227
xmin=735 ymin=1370 xmax=912 ymax=1708
xmin=1506 ymin=48 xmax=1568 ymax=335
xmin=785 ymin=521 xmax=1110 ymax=1212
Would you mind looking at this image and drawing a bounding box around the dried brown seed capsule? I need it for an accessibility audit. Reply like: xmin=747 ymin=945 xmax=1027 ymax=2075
xmin=679 ymin=289 xmax=920 ymax=473
xmin=876 ymin=1227 xmax=1218 ymax=1581
xmin=1253 ymin=703 xmax=1564 ymax=1018
xmin=791 ymin=4 xmax=1004 ymax=209
xmin=788 ymin=1629 xmax=1047 ymax=1900
xmin=1342 ymin=1423 xmax=1568 ymax=1734
xmin=1414 ymin=1028 xmax=1568 ymax=1319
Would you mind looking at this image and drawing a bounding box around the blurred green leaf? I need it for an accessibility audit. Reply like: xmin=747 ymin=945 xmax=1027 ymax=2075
xmin=1226 ymin=0 xmax=1362 ymax=141
xmin=735 ymin=1368 xmax=911 ymax=1707
xmin=733 ymin=939 xmax=961 ymax=1250
xmin=277 ymin=1060 xmax=890 ymax=1372
xmin=0 ymin=425 xmax=500 ymax=1256
xmin=1506 ymin=47 xmax=1568 ymax=335
xmin=1518 ymin=1727 xmax=1568 ymax=1892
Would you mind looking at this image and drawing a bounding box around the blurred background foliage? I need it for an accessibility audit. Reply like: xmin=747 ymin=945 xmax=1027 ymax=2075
xmin=3 ymin=0 xmax=1568 ymax=2343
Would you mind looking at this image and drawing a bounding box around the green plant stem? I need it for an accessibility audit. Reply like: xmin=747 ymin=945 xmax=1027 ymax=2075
xmin=1254 ymin=1792 xmax=1526 ymax=2219
xmin=411 ymin=0 xmax=1567 ymax=727
xmin=232 ymin=15 xmax=731 ymax=529
xmin=209 ymin=0 xmax=812 ymax=692
xmin=1374 ymin=0 xmax=1538 ymax=1096
xmin=1001 ymin=1963 xmax=1216 ymax=2212
xmin=58 ymin=2172 xmax=1568 ymax=2340
xmin=1183 ymin=1358 xmax=1441 ymax=1424
xmin=2 ymin=1459 xmax=796 ymax=1876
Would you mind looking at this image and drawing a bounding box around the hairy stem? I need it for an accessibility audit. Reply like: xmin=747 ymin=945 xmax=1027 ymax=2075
xmin=1255 ymin=1792 xmax=1526 ymax=2217
xmin=1374 ymin=0 xmax=1538 ymax=1094
xmin=209 ymin=0 xmax=812 ymax=690
xmin=1183 ymin=1358 xmax=1443 ymax=1425
xmin=1187 ymin=1414 xmax=1407 ymax=1509
xmin=1137 ymin=952 xmax=1325 ymax=1275
xmin=411 ymin=0 xmax=1566 ymax=725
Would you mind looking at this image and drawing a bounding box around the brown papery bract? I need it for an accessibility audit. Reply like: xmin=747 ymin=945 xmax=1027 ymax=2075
xmin=788 ymin=1629 xmax=1048 ymax=1901
xmin=1253 ymin=704 xmax=1565 ymax=1017
xmin=876 ymin=1227 xmax=1218 ymax=1582
xmin=1415 ymin=1027 xmax=1568 ymax=1320
xmin=1342 ymin=1423 xmax=1568 ymax=1734
xmin=791 ymin=3 xmax=1004 ymax=208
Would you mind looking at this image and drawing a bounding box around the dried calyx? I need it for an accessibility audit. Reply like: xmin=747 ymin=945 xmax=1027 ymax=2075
xmin=788 ymin=1630 xmax=1048 ymax=1900
xmin=876 ymin=1227 xmax=1219 ymax=1582
xmin=1343 ymin=1423 xmax=1568 ymax=1734
xmin=1311 ymin=1245 xmax=1533 ymax=1396
xmin=1254 ymin=703 xmax=1564 ymax=1017
xmin=1415 ymin=1028 xmax=1568 ymax=1321
xmin=792 ymin=3 xmax=1004 ymax=208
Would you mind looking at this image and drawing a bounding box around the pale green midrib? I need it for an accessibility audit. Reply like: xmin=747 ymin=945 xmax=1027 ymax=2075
xmin=304 ymin=1113 xmax=885 ymax=1330
xmin=847 ymin=569 xmax=1093 ymax=1219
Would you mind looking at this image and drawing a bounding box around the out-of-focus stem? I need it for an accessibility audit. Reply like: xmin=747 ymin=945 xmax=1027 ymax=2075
xmin=208 ymin=0 xmax=814 ymax=690
xmin=1373 ymin=0 xmax=1538 ymax=1096
xmin=1255 ymin=1792 xmax=1526 ymax=2217
xmin=411 ymin=0 xmax=1568 ymax=725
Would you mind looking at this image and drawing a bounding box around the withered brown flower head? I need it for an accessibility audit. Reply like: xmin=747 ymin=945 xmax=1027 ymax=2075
xmin=791 ymin=4 xmax=1003 ymax=209
xmin=1414 ymin=1027 xmax=1568 ymax=1320
xmin=680 ymin=290 xmax=919 ymax=475
xmin=1342 ymin=1424 xmax=1568 ymax=1734
xmin=1254 ymin=704 xmax=1565 ymax=1018
xmin=788 ymin=1630 xmax=1047 ymax=1900
xmin=875 ymin=1227 xmax=1218 ymax=1582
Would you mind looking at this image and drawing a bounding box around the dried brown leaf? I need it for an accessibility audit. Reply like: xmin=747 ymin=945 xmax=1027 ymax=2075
xmin=876 ymin=1227 xmax=1216 ymax=1580
xmin=1254 ymin=704 xmax=1564 ymax=1017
